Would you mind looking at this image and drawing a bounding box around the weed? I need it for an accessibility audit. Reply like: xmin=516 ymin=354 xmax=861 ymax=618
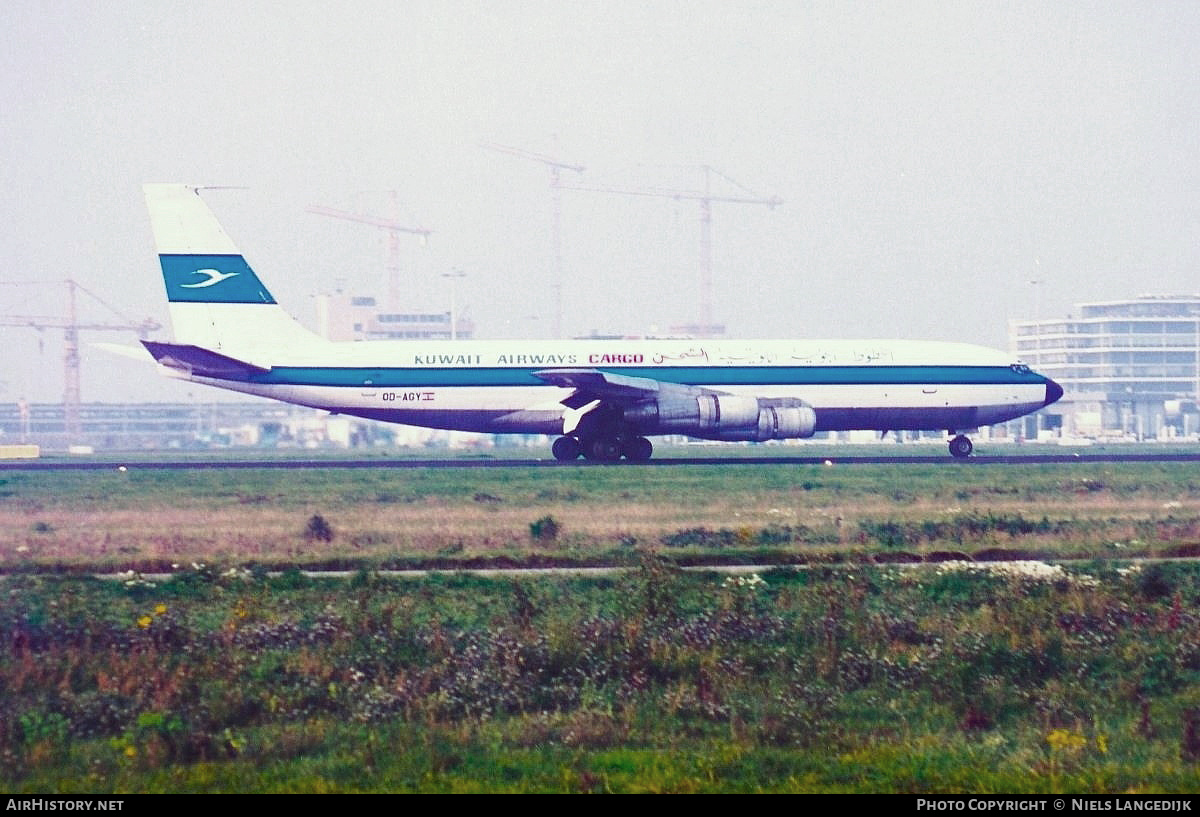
xmin=660 ymin=525 xmax=801 ymax=548
xmin=1183 ymin=708 xmax=1200 ymax=762
xmin=529 ymin=515 xmax=560 ymax=542
xmin=4 ymin=566 xmax=1200 ymax=790
xmin=859 ymin=512 xmax=1058 ymax=548
xmin=6 ymin=461 xmax=1200 ymax=790
xmin=304 ymin=514 xmax=334 ymax=543
xmin=18 ymin=712 xmax=69 ymax=747
xmin=1136 ymin=563 xmax=1176 ymax=601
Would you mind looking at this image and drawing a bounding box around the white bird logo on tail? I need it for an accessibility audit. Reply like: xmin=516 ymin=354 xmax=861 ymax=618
xmin=180 ymin=269 xmax=240 ymax=288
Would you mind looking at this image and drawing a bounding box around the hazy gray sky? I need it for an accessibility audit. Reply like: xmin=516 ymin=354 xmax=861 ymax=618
xmin=2 ymin=0 xmax=1198 ymax=403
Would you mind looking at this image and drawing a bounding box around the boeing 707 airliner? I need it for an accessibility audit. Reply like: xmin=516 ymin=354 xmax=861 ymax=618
xmin=138 ymin=184 xmax=1062 ymax=460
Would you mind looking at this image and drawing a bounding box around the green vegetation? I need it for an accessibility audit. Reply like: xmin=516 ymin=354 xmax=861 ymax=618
xmin=303 ymin=514 xmax=334 ymax=544
xmin=4 ymin=559 xmax=1200 ymax=792
xmin=4 ymin=459 xmax=1200 ymax=790
xmin=528 ymin=515 xmax=561 ymax=543
xmin=3 ymin=460 xmax=1200 ymax=570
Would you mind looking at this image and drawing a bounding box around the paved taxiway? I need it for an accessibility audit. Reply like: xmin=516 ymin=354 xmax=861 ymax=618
xmin=3 ymin=452 xmax=1200 ymax=471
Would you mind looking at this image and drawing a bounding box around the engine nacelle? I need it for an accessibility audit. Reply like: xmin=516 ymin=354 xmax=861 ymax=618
xmin=754 ymin=404 xmax=818 ymax=441
xmin=624 ymin=395 xmax=816 ymax=441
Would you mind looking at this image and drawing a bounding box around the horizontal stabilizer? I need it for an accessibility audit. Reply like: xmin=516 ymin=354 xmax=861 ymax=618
xmin=91 ymin=342 xmax=155 ymax=363
xmin=142 ymin=341 xmax=269 ymax=380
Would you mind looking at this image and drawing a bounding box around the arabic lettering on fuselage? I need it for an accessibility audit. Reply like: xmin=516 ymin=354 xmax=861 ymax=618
xmin=790 ymin=348 xmax=895 ymax=365
xmin=853 ymin=350 xmax=892 ymax=363
xmin=651 ymin=347 xmax=709 ymax=364
xmin=406 ymin=346 xmax=896 ymax=367
xmin=715 ymin=349 xmax=779 ymax=365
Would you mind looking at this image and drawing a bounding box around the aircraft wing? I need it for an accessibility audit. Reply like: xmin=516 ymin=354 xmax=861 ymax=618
xmin=532 ymin=367 xmax=709 ymax=408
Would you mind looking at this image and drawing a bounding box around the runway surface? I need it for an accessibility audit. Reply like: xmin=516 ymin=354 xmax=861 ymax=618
xmin=4 ymin=452 xmax=1200 ymax=470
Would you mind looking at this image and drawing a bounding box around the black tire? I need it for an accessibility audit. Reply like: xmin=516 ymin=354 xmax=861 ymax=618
xmin=623 ymin=436 xmax=653 ymax=461
xmin=948 ymin=435 xmax=973 ymax=458
xmin=586 ymin=436 xmax=622 ymax=462
xmin=552 ymin=436 xmax=581 ymax=461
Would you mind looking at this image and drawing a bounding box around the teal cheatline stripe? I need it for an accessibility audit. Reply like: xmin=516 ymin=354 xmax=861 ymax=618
xmin=243 ymin=365 xmax=1044 ymax=388
xmin=160 ymin=254 xmax=276 ymax=304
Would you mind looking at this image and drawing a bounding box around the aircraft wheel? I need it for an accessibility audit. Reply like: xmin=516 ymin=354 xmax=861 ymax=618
xmin=623 ymin=436 xmax=653 ymax=461
xmin=552 ymin=436 xmax=581 ymax=461
xmin=948 ymin=435 xmax=973 ymax=458
xmin=585 ymin=436 xmax=623 ymax=462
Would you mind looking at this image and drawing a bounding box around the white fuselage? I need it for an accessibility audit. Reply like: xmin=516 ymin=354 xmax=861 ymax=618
xmin=160 ymin=336 xmax=1054 ymax=436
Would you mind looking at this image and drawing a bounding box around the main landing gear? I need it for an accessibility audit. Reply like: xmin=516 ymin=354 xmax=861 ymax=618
xmin=552 ymin=434 xmax=653 ymax=462
xmin=948 ymin=434 xmax=973 ymax=459
xmin=551 ymin=436 xmax=581 ymax=461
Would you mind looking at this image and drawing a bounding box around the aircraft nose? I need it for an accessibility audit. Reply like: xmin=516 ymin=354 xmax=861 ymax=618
xmin=1044 ymin=377 xmax=1064 ymax=406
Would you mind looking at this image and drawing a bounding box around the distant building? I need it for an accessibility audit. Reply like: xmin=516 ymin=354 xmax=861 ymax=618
xmin=0 ymin=401 xmax=470 ymax=451
xmin=316 ymin=294 xmax=473 ymax=341
xmin=1010 ymin=295 xmax=1200 ymax=439
xmin=667 ymin=323 xmax=726 ymax=339
xmin=575 ymin=324 xmax=728 ymax=341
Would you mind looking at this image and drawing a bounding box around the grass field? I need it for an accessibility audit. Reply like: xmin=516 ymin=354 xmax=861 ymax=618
xmin=3 ymin=458 xmax=1200 ymax=570
xmin=4 ymin=458 xmax=1200 ymax=791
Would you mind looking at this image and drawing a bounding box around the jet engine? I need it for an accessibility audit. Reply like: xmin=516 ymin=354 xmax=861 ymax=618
xmin=623 ymin=394 xmax=817 ymax=441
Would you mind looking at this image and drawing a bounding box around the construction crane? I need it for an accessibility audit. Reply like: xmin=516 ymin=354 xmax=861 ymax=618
xmin=481 ymin=141 xmax=585 ymax=339
xmin=0 ymin=279 xmax=161 ymax=437
xmin=561 ymin=165 xmax=782 ymax=338
xmin=307 ymin=192 xmax=432 ymax=311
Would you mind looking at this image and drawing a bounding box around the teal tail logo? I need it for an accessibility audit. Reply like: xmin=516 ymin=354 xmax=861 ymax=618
xmin=180 ymin=269 xmax=240 ymax=288
xmin=160 ymin=254 xmax=276 ymax=304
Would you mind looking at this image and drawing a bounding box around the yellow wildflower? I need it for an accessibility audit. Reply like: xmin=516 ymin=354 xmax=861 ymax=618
xmin=1046 ymin=729 xmax=1086 ymax=752
xmin=154 ymin=604 xmax=167 ymax=615
xmin=136 ymin=615 xmax=152 ymax=629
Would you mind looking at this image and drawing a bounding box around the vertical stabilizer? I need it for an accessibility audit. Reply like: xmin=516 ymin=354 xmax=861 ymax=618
xmin=143 ymin=184 xmax=326 ymax=354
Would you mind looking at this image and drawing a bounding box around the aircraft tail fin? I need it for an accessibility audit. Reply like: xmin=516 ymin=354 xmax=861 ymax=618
xmin=143 ymin=184 xmax=326 ymax=354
